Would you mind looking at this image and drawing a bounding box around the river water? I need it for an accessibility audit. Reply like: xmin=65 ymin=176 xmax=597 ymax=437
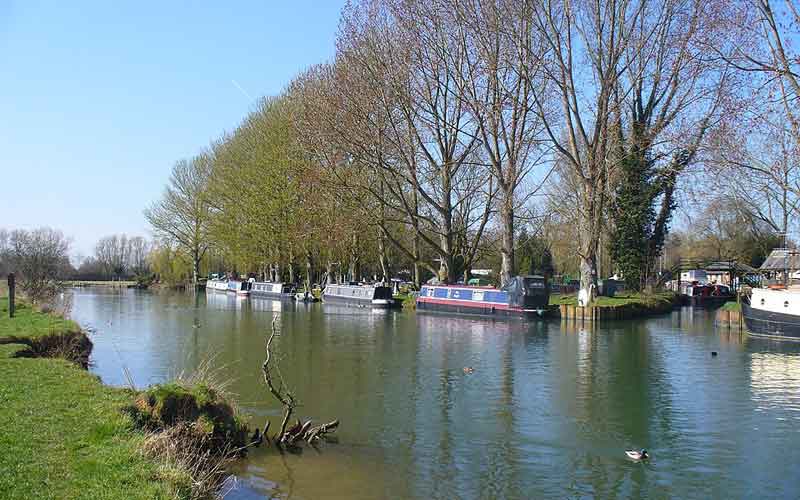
xmin=70 ymin=288 xmax=800 ymax=499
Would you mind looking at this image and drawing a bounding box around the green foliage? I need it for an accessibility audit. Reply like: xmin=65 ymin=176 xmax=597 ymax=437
xmin=609 ymin=146 xmax=683 ymax=291
xmin=517 ymin=229 xmax=554 ymax=276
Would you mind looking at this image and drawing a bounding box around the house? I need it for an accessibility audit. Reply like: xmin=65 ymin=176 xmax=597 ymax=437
xmin=703 ymin=261 xmax=758 ymax=287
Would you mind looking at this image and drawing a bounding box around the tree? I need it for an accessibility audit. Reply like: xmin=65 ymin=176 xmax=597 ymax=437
xmin=531 ymin=0 xmax=734 ymax=298
xmin=7 ymin=228 xmax=71 ymax=303
xmin=453 ymin=0 xmax=550 ymax=285
xmin=145 ymin=156 xmax=212 ymax=287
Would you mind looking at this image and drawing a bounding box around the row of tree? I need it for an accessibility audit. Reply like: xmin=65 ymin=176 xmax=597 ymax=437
xmin=145 ymin=0 xmax=800 ymax=296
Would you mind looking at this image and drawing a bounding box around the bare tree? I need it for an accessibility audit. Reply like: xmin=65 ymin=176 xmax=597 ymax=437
xmin=454 ymin=0 xmax=551 ymax=285
xmin=529 ymin=0 xmax=734 ymax=299
xmin=7 ymin=228 xmax=71 ymax=303
xmin=145 ymin=156 xmax=212 ymax=287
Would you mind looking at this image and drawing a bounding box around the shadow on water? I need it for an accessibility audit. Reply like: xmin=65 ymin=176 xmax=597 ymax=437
xmin=68 ymin=290 xmax=800 ymax=500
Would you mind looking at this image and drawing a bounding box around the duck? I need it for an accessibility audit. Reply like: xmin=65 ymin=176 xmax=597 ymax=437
xmin=463 ymin=367 xmax=474 ymax=374
xmin=711 ymin=351 xmax=718 ymax=357
xmin=625 ymin=449 xmax=649 ymax=460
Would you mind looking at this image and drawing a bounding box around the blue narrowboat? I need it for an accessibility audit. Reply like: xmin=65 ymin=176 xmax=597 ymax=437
xmin=416 ymin=275 xmax=550 ymax=319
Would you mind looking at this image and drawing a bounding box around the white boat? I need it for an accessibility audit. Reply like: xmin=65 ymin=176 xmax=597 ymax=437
xmin=227 ymin=280 xmax=250 ymax=296
xmin=742 ymin=287 xmax=800 ymax=340
xmin=251 ymin=281 xmax=296 ymax=298
xmin=322 ymin=283 xmax=394 ymax=308
xmin=207 ymin=279 xmax=229 ymax=292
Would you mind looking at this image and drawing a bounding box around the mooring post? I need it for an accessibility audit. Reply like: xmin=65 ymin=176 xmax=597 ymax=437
xmin=8 ymin=273 xmax=15 ymax=318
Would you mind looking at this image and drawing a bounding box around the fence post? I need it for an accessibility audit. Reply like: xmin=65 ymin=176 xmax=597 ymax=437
xmin=8 ymin=273 xmax=15 ymax=318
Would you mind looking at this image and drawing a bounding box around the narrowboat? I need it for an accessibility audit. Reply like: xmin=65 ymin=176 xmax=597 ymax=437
xmin=227 ymin=280 xmax=251 ymax=297
xmin=416 ymin=275 xmax=550 ymax=319
xmin=742 ymin=287 xmax=800 ymax=340
xmin=322 ymin=283 xmax=394 ymax=308
xmin=250 ymin=282 xmax=296 ymax=299
xmin=681 ymin=283 xmax=735 ymax=308
xmin=207 ymin=279 xmax=229 ymax=292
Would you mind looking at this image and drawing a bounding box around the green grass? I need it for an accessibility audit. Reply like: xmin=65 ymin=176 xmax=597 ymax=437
xmin=0 ymin=301 xmax=79 ymax=341
xmin=0 ymin=295 xmax=185 ymax=499
xmin=720 ymin=300 xmax=741 ymax=312
xmin=550 ymin=291 xmax=678 ymax=308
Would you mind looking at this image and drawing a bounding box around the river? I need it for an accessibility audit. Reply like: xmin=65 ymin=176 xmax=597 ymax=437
xmin=69 ymin=288 xmax=800 ymax=499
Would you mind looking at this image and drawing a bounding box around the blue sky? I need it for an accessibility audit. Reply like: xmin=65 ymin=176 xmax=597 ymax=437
xmin=0 ymin=1 xmax=345 ymax=258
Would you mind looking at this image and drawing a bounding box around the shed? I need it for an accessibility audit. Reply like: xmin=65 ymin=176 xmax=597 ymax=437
xmin=759 ymin=249 xmax=800 ymax=271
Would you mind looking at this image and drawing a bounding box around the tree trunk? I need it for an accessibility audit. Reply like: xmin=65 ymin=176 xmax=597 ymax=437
xmin=378 ymin=230 xmax=389 ymax=282
xmin=327 ymin=262 xmax=335 ymax=285
xmin=579 ymin=251 xmax=598 ymax=304
xmin=499 ymin=194 xmax=515 ymax=286
xmin=305 ymin=251 xmax=312 ymax=291
xmin=192 ymin=249 xmax=200 ymax=288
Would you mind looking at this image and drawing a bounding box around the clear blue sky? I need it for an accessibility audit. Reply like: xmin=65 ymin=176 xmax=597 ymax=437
xmin=0 ymin=1 xmax=345 ymax=258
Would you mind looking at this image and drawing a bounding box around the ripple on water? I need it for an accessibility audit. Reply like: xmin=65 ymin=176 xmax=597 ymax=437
xmin=68 ymin=291 xmax=800 ymax=500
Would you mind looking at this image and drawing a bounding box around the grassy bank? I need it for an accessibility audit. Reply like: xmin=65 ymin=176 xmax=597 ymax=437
xmin=720 ymin=300 xmax=741 ymax=312
xmin=551 ymin=291 xmax=680 ymax=321
xmin=550 ymin=291 xmax=678 ymax=308
xmin=0 ymin=291 xmax=245 ymax=499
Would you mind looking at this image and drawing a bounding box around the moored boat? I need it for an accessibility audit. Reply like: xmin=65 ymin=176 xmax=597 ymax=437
xmin=207 ymin=279 xmax=229 ymax=292
xmin=322 ymin=283 xmax=394 ymax=308
xmin=681 ymin=283 xmax=734 ymax=308
xmin=416 ymin=275 xmax=550 ymax=319
xmin=742 ymin=287 xmax=800 ymax=340
xmin=251 ymin=282 xmax=296 ymax=299
xmin=227 ymin=280 xmax=251 ymax=296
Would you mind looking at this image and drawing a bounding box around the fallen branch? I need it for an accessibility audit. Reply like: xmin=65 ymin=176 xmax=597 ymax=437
xmin=260 ymin=317 xmax=340 ymax=449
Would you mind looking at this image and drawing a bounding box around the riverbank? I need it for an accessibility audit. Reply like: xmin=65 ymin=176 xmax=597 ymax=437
xmin=550 ymin=291 xmax=680 ymax=322
xmin=0 ymin=292 xmax=245 ymax=499
xmin=65 ymin=280 xmax=139 ymax=288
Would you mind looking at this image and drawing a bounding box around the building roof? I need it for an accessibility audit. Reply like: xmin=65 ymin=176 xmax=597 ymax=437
xmin=760 ymin=249 xmax=800 ymax=271
xmin=704 ymin=261 xmax=758 ymax=274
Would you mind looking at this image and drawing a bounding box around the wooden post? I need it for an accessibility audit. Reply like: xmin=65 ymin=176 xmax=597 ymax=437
xmin=8 ymin=273 xmax=15 ymax=318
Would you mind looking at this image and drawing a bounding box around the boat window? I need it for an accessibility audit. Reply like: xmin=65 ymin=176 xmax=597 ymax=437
xmin=785 ymin=301 xmax=790 ymax=308
xmin=761 ymin=298 xmax=765 ymax=305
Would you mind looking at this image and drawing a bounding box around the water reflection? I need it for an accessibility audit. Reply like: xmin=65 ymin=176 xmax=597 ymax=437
xmin=68 ymin=289 xmax=800 ymax=499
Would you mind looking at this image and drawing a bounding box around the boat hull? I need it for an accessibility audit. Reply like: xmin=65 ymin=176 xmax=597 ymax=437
xmin=683 ymin=294 xmax=735 ymax=308
xmin=742 ymin=301 xmax=800 ymax=340
xmin=416 ymin=298 xmax=545 ymax=319
xmin=250 ymin=291 xmax=294 ymax=299
xmin=322 ymin=294 xmax=394 ymax=308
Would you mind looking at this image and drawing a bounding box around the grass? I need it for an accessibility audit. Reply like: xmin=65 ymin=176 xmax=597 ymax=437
xmin=720 ymin=300 xmax=741 ymax=312
xmin=0 ymin=291 xmax=213 ymax=499
xmin=0 ymin=301 xmax=79 ymax=341
xmin=549 ymin=291 xmax=678 ymax=308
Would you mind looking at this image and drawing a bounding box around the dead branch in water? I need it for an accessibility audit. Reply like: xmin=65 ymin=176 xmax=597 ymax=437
xmin=260 ymin=316 xmax=339 ymax=449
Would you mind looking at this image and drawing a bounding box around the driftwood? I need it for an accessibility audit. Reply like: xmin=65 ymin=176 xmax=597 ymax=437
xmin=259 ymin=317 xmax=339 ymax=449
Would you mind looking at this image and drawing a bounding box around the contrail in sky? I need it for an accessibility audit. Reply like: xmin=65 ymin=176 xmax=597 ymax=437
xmin=231 ymin=79 xmax=253 ymax=101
